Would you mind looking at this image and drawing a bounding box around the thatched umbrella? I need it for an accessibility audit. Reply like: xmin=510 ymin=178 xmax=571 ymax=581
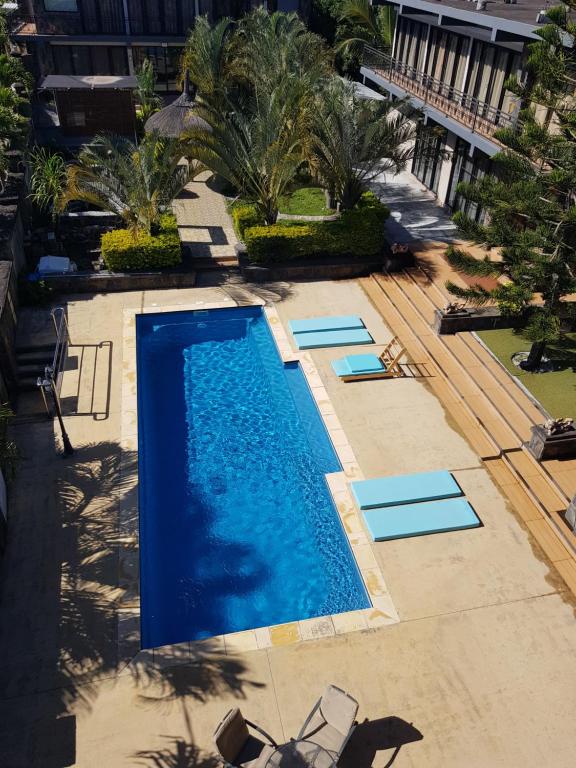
xmin=144 ymin=71 xmax=211 ymax=138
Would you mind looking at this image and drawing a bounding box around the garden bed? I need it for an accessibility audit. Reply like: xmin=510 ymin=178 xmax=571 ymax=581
xmin=477 ymin=328 xmax=576 ymax=421
xmin=278 ymin=187 xmax=334 ymax=217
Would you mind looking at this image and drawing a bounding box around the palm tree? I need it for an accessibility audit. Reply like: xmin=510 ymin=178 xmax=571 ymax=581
xmin=336 ymin=0 xmax=396 ymax=58
xmin=233 ymin=8 xmax=331 ymax=93
xmin=29 ymin=147 xmax=67 ymax=215
xmin=186 ymin=84 xmax=312 ymax=225
xmin=60 ymin=134 xmax=194 ymax=235
xmin=180 ymin=15 xmax=235 ymax=109
xmin=308 ymin=77 xmax=420 ymax=210
xmin=135 ymin=58 xmax=162 ymax=125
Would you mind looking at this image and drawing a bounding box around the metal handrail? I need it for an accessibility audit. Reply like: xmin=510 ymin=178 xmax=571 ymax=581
xmin=363 ymin=46 xmax=519 ymax=136
xmin=48 ymin=306 xmax=70 ymax=396
xmin=9 ymin=10 xmax=190 ymax=37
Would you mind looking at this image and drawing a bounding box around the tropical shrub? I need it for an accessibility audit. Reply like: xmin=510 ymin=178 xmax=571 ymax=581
xmin=244 ymin=192 xmax=389 ymax=263
xmin=101 ymin=214 xmax=181 ymax=271
xmin=232 ymin=203 xmax=264 ymax=238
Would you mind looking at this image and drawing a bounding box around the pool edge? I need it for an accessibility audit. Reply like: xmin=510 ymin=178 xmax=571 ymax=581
xmin=118 ymin=299 xmax=398 ymax=669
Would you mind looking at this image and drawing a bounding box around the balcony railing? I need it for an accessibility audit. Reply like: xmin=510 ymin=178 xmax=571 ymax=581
xmin=9 ymin=10 xmax=192 ymax=39
xmin=363 ymin=46 xmax=519 ymax=144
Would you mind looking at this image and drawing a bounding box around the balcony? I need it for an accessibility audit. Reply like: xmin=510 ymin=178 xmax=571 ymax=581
xmin=362 ymin=46 xmax=519 ymax=147
xmin=9 ymin=10 xmax=191 ymax=40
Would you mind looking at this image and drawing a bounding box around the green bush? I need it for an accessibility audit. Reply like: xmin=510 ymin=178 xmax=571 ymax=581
xmin=244 ymin=192 xmax=389 ymax=264
xmin=232 ymin=203 xmax=264 ymax=239
xmin=101 ymin=214 xmax=181 ymax=271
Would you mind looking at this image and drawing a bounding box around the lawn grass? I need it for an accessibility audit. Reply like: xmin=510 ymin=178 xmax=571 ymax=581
xmin=278 ymin=186 xmax=333 ymax=216
xmin=477 ymin=328 xmax=576 ymax=420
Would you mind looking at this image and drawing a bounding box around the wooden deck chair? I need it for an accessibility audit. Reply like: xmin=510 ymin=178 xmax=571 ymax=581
xmin=339 ymin=347 xmax=406 ymax=381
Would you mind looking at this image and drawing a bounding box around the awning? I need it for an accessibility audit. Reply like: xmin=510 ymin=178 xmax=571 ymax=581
xmin=40 ymin=75 xmax=138 ymax=91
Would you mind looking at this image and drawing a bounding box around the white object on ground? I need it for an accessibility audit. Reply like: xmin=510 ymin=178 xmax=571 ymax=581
xmin=37 ymin=256 xmax=77 ymax=274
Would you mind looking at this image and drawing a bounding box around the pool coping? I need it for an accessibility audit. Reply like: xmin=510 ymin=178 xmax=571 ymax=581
xmin=118 ymin=299 xmax=399 ymax=668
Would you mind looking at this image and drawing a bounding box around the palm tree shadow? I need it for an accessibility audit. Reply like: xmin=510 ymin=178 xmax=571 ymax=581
xmin=340 ymin=717 xmax=424 ymax=768
xmin=134 ymin=738 xmax=220 ymax=768
xmin=0 ymin=434 xmax=263 ymax=768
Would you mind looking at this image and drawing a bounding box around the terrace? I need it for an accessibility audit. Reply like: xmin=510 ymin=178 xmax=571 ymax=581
xmin=1 ymin=274 xmax=575 ymax=767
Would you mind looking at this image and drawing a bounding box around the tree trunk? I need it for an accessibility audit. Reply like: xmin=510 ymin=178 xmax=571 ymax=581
xmin=520 ymin=341 xmax=546 ymax=371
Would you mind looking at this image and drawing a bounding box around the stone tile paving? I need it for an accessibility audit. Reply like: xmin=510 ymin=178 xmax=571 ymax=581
xmin=370 ymin=170 xmax=458 ymax=244
xmin=1 ymin=282 xmax=576 ymax=768
xmin=172 ymin=171 xmax=238 ymax=261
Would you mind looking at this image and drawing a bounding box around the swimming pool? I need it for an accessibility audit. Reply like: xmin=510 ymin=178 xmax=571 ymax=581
xmin=137 ymin=306 xmax=370 ymax=648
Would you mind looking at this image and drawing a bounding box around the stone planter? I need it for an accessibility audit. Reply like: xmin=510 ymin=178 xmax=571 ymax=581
xmin=526 ymin=424 xmax=576 ymax=461
xmin=434 ymin=306 xmax=524 ymax=335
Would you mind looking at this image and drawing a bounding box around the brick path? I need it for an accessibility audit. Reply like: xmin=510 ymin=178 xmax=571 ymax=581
xmin=172 ymin=171 xmax=238 ymax=262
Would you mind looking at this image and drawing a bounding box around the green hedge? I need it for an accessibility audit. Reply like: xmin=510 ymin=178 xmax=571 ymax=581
xmin=101 ymin=214 xmax=181 ymax=271
xmin=232 ymin=203 xmax=264 ymax=239
xmin=244 ymin=192 xmax=389 ymax=264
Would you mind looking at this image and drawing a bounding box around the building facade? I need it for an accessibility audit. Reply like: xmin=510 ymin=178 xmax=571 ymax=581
xmin=361 ymin=0 xmax=550 ymax=221
xmin=10 ymin=1 xmax=310 ymax=93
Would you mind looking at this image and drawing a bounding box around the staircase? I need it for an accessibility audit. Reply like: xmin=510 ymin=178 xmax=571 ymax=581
xmin=361 ymin=269 xmax=576 ymax=587
xmin=15 ymin=343 xmax=55 ymax=392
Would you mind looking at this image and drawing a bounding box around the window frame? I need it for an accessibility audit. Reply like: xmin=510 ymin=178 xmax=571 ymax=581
xmin=43 ymin=0 xmax=79 ymax=13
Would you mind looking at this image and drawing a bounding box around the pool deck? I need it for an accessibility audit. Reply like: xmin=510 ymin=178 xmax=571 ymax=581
xmin=1 ymin=281 xmax=576 ymax=767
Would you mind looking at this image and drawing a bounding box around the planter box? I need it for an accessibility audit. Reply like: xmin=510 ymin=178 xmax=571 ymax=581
xmin=526 ymin=425 xmax=576 ymax=461
xmin=241 ymin=256 xmax=383 ymax=283
xmin=434 ymin=306 xmax=523 ymax=335
xmin=42 ymin=269 xmax=197 ymax=294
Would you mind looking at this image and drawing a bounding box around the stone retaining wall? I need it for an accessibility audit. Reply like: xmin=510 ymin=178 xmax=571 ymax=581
xmin=43 ymin=269 xmax=197 ymax=294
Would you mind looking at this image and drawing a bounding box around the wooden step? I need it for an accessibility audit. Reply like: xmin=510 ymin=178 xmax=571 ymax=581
xmin=457 ymin=333 xmax=546 ymax=423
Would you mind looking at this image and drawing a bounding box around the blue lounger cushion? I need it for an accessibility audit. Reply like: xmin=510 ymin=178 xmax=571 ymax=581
xmin=363 ymin=498 xmax=480 ymax=541
xmin=331 ymin=354 xmax=386 ymax=377
xmin=289 ymin=315 xmax=364 ymax=334
xmin=351 ymin=470 xmax=462 ymax=510
xmin=293 ymin=329 xmax=374 ymax=350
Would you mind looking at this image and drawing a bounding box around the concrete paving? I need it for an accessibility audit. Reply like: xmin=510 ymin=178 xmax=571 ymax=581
xmin=0 ymin=280 xmax=575 ymax=768
xmin=172 ymin=172 xmax=239 ymax=261
xmin=371 ymin=171 xmax=458 ymax=244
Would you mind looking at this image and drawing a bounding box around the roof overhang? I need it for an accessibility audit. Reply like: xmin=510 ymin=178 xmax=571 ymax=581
xmin=389 ymin=0 xmax=546 ymax=42
xmin=40 ymin=75 xmax=138 ymax=91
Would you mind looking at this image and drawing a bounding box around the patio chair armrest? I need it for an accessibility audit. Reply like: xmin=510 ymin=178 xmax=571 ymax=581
xmin=297 ymin=698 xmax=323 ymax=740
xmin=245 ymin=719 xmax=278 ymax=747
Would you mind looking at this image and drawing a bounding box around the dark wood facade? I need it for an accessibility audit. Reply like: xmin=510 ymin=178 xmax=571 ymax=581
xmin=54 ymin=88 xmax=137 ymax=137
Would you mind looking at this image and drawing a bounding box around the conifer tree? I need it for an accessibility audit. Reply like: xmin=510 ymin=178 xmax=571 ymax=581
xmin=445 ymin=4 xmax=576 ymax=370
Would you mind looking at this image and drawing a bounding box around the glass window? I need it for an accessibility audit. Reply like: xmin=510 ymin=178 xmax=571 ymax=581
xmin=44 ymin=0 xmax=78 ymax=11
xmin=412 ymin=120 xmax=446 ymax=196
xmin=447 ymin=139 xmax=491 ymax=223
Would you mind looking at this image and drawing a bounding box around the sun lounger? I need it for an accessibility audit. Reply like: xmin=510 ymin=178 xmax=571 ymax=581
xmin=214 ymin=708 xmax=278 ymax=768
xmin=292 ymin=328 xmax=374 ymax=349
xmin=297 ymin=684 xmax=359 ymax=762
xmin=331 ymin=336 xmax=406 ymax=380
xmin=363 ymin=497 xmax=480 ymax=541
xmin=289 ymin=315 xmax=365 ymax=334
xmin=351 ymin=470 xmax=462 ymax=509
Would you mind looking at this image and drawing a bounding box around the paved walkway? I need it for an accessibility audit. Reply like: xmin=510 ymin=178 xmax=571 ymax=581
xmin=1 ymin=282 xmax=576 ymax=767
xmin=362 ymin=255 xmax=576 ymax=593
xmin=371 ymin=170 xmax=458 ymax=244
xmin=172 ymin=171 xmax=238 ymax=262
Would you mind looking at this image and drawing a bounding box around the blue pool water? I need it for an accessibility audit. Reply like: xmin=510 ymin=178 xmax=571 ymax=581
xmin=137 ymin=306 xmax=370 ymax=648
